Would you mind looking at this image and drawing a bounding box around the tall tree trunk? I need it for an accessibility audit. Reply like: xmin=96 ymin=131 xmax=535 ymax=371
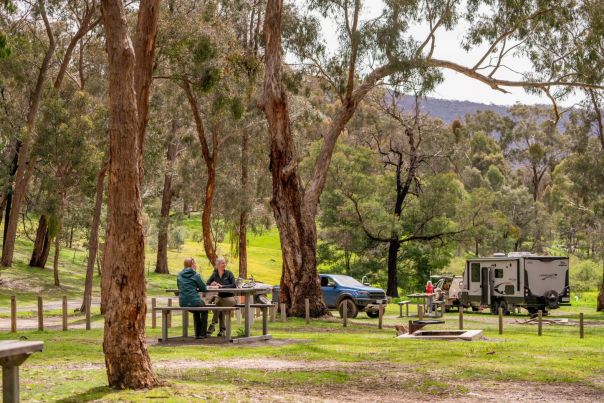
xmin=52 ymin=196 xmax=64 ymax=287
xmin=155 ymin=125 xmax=177 ymax=274
xmin=1 ymin=1 xmax=55 ymax=267
xmin=238 ymin=126 xmax=249 ymax=278
xmin=261 ymin=0 xmax=328 ymax=317
xmin=598 ymin=259 xmax=604 ymax=312
xmin=30 ymin=215 xmax=51 ymax=268
xmin=386 ymin=240 xmax=400 ymax=297
xmin=182 ymin=81 xmax=217 ymax=266
xmin=201 ymin=160 xmax=217 ymax=265
xmin=80 ymin=160 xmax=107 ymax=313
xmin=100 ymin=0 xmax=159 ymax=389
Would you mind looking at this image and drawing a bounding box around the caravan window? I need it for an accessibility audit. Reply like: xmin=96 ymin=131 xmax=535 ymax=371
xmin=494 ymin=268 xmax=503 ymax=278
xmin=471 ymin=263 xmax=480 ymax=282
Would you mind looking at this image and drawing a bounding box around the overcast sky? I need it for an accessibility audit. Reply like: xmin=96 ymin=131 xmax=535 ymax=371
xmin=314 ymin=1 xmax=581 ymax=107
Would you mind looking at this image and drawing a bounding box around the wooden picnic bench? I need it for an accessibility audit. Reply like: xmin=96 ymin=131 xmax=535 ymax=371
xmin=0 ymin=340 xmax=44 ymax=403
xmin=397 ymin=300 xmax=411 ymax=317
xmin=235 ymin=303 xmax=275 ymax=338
xmin=156 ymin=306 xmax=239 ymax=342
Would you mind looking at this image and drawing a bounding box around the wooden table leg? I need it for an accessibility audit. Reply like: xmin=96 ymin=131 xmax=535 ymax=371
xmin=2 ymin=365 xmax=19 ymax=403
xmin=161 ymin=311 xmax=168 ymax=341
xmin=244 ymin=293 xmax=251 ymax=337
xmin=182 ymin=311 xmax=189 ymax=337
xmin=262 ymin=307 xmax=268 ymax=335
xmin=225 ymin=311 xmax=232 ymax=341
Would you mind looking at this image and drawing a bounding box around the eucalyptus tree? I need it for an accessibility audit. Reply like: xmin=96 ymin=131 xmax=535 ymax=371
xmin=262 ymin=0 xmax=603 ymax=316
xmin=1 ymin=0 xmax=100 ymax=267
xmin=100 ymin=0 xmax=160 ymax=389
xmin=158 ymin=1 xmax=247 ymax=266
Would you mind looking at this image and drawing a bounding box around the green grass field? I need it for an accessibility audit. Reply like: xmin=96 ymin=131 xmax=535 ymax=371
xmin=0 ymin=214 xmax=602 ymax=401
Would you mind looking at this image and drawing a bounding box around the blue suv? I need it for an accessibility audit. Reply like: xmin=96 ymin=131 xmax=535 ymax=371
xmin=273 ymin=274 xmax=388 ymax=318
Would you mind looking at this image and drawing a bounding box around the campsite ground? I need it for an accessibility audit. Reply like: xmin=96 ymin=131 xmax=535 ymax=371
xmin=0 ymin=214 xmax=602 ymax=401
xmin=0 ymin=299 xmax=602 ymax=402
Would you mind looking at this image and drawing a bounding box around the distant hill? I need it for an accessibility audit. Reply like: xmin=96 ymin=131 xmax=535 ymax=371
xmin=395 ymin=95 xmax=512 ymax=123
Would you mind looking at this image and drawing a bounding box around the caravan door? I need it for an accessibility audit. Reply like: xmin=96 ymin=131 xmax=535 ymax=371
xmin=481 ymin=267 xmax=489 ymax=305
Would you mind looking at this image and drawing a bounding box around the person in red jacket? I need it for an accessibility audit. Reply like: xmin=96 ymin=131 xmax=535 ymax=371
xmin=425 ymin=281 xmax=434 ymax=294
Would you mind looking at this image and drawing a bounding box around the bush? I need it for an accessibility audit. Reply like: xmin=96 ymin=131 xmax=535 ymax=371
xmin=168 ymin=226 xmax=187 ymax=250
xmin=570 ymin=259 xmax=602 ymax=292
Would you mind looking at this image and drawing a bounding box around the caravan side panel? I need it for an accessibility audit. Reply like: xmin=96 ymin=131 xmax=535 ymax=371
xmin=524 ymin=257 xmax=569 ymax=297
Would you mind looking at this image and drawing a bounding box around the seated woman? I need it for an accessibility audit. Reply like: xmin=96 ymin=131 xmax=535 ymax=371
xmin=206 ymin=257 xmax=236 ymax=337
xmin=177 ymin=258 xmax=208 ymax=339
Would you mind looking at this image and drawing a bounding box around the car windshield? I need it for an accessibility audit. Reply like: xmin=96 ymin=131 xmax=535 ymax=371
xmin=331 ymin=275 xmax=365 ymax=287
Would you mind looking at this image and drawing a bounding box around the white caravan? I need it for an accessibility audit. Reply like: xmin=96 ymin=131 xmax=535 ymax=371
xmin=459 ymin=253 xmax=570 ymax=315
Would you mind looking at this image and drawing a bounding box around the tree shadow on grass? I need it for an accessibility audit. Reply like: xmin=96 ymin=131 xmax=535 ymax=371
xmin=56 ymin=386 xmax=113 ymax=403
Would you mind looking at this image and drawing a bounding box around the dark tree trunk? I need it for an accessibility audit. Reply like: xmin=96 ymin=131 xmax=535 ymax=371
xmin=386 ymin=240 xmax=400 ymax=297
xmin=52 ymin=199 xmax=63 ymax=287
xmin=100 ymin=0 xmax=159 ymax=389
xmin=81 ymin=160 xmax=107 ymax=313
xmin=598 ymin=260 xmax=604 ymax=312
xmin=155 ymin=124 xmax=177 ymax=274
xmin=30 ymin=215 xmax=51 ymax=268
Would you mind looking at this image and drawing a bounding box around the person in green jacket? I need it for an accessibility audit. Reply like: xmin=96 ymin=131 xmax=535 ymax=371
xmin=177 ymin=258 xmax=208 ymax=339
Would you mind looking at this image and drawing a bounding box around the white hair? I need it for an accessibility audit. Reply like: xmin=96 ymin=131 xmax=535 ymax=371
xmin=215 ymin=257 xmax=226 ymax=268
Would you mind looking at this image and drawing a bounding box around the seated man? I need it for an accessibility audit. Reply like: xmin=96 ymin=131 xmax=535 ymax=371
xmin=177 ymin=258 xmax=208 ymax=339
xmin=206 ymin=257 xmax=236 ymax=337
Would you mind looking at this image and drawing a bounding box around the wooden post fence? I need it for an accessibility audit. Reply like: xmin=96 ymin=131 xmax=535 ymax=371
xmin=305 ymin=299 xmax=310 ymax=324
xmin=418 ymin=305 xmax=424 ymax=320
xmin=498 ymin=307 xmax=503 ymax=335
xmin=459 ymin=306 xmax=464 ymax=330
xmin=167 ymin=298 xmax=172 ymax=328
xmin=151 ymin=298 xmax=157 ymax=329
xmin=10 ymin=295 xmax=16 ymax=333
xmin=62 ymin=296 xmax=68 ymax=331
xmin=342 ymin=300 xmax=348 ymax=327
xmin=537 ymin=310 xmax=542 ymax=336
xmin=37 ymin=296 xmax=43 ymax=331
xmin=579 ymin=312 xmax=584 ymax=339
xmin=280 ymin=303 xmax=287 ymax=322
xmin=378 ymin=304 xmax=384 ymax=329
xmin=85 ymin=300 xmax=91 ymax=330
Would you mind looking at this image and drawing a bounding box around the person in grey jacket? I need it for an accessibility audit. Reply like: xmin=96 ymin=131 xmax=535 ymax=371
xmin=177 ymin=258 xmax=207 ymax=339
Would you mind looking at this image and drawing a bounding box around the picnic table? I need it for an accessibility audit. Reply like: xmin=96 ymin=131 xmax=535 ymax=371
xmin=0 ymin=340 xmax=44 ymax=403
xmin=166 ymin=286 xmax=273 ymax=343
xmin=406 ymin=293 xmax=439 ymax=318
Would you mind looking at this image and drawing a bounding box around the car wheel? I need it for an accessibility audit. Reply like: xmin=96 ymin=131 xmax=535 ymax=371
xmin=366 ymin=310 xmax=380 ymax=319
xmin=338 ymin=299 xmax=359 ymax=319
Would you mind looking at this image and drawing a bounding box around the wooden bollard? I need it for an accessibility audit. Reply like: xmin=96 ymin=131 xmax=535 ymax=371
xmin=459 ymin=306 xmax=464 ymax=330
xmin=62 ymin=296 xmax=68 ymax=331
xmin=579 ymin=312 xmax=584 ymax=339
xmin=85 ymin=300 xmax=91 ymax=330
xmin=167 ymin=298 xmax=172 ymax=328
xmin=537 ymin=310 xmax=542 ymax=336
xmin=343 ymin=300 xmax=348 ymax=327
xmin=498 ymin=307 xmax=503 ymax=335
xmin=151 ymin=298 xmax=157 ymax=329
xmin=280 ymin=303 xmax=287 ymax=322
xmin=10 ymin=295 xmax=16 ymax=333
xmin=37 ymin=296 xmax=44 ymax=331
xmin=305 ymin=299 xmax=310 ymax=324
xmin=418 ymin=305 xmax=424 ymax=320
xmin=378 ymin=304 xmax=383 ymax=329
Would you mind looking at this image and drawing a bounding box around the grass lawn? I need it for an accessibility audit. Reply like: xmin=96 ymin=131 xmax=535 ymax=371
xmin=0 ymin=301 xmax=602 ymax=402
xmin=0 ymin=213 xmax=602 ymax=401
